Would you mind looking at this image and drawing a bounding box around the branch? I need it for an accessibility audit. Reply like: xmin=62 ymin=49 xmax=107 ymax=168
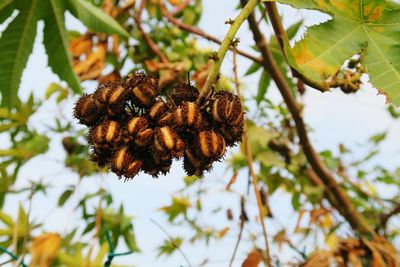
xmin=134 ymin=0 xmax=169 ymax=63
xmin=380 ymin=204 xmax=400 ymax=229
xmin=241 ymin=0 xmax=376 ymax=237
xmin=231 ymin=49 xmax=271 ymax=266
xmin=159 ymin=1 xmax=262 ymax=71
xmin=264 ymin=2 xmax=329 ymax=92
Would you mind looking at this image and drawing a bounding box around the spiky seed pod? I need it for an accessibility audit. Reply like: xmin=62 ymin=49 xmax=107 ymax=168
xmin=93 ymin=82 xmax=127 ymax=117
xmin=74 ymin=94 xmax=102 ymax=126
xmin=153 ymin=153 xmax=173 ymax=175
xmin=90 ymin=146 xmax=113 ymax=168
xmin=127 ymin=117 xmax=148 ymax=135
xmin=183 ymin=148 xmax=212 ymax=177
xmin=148 ymin=100 xmax=169 ymax=121
xmin=111 ymin=147 xmax=142 ymax=178
xmin=125 ymin=160 xmax=143 ymax=179
xmin=130 ymin=81 xmax=159 ymax=108
xmin=219 ymin=122 xmax=244 ymax=147
xmin=211 ymin=91 xmax=243 ymax=126
xmin=156 ymin=112 xmax=174 ymax=126
xmin=123 ymin=72 xmax=148 ymax=87
xmin=170 ymin=83 xmax=199 ymax=106
xmin=126 ymin=117 xmax=153 ymax=147
xmin=88 ymin=120 xmax=122 ymax=147
xmin=174 ymin=102 xmax=203 ymax=130
xmin=197 ymin=130 xmax=226 ymax=159
xmin=135 ymin=128 xmax=154 ymax=147
xmin=153 ymin=127 xmax=184 ymax=157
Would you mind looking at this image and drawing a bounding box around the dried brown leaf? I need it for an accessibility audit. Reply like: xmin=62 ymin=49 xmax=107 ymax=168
xmin=242 ymin=250 xmax=262 ymax=267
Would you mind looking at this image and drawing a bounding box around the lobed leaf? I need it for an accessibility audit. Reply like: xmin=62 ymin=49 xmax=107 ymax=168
xmin=266 ymin=0 xmax=400 ymax=105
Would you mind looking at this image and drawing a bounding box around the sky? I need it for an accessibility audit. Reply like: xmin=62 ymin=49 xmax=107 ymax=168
xmin=1 ymin=1 xmax=400 ymax=266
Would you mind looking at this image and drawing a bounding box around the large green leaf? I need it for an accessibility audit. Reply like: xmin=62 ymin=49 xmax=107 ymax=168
xmin=0 ymin=0 xmax=40 ymax=107
xmin=0 ymin=0 xmax=14 ymax=25
xmin=43 ymin=0 xmax=81 ymax=94
xmin=67 ymin=0 xmax=130 ymax=38
xmin=268 ymin=0 xmax=400 ymax=105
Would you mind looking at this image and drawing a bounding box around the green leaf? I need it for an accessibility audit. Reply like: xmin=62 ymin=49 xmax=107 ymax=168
xmin=67 ymin=0 xmax=130 ymax=38
xmin=291 ymin=192 xmax=301 ymax=210
xmin=0 ymin=0 xmax=14 ymax=25
xmin=0 ymin=0 xmax=40 ymax=107
xmin=158 ymin=237 xmax=183 ymax=257
xmin=160 ymin=197 xmax=191 ymax=222
xmin=124 ymin=229 xmax=140 ymax=252
xmin=369 ymin=131 xmax=387 ymax=144
xmin=0 ymin=211 xmax=14 ymax=227
xmin=58 ymin=188 xmax=74 ymax=207
xmin=268 ymin=0 xmax=400 ymax=106
xmin=0 ymin=0 xmax=14 ymax=11
xmin=45 ymin=82 xmax=63 ymax=99
xmin=245 ymin=62 xmax=261 ymax=76
xmin=245 ymin=122 xmax=279 ymax=155
xmin=256 ymin=70 xmax=270 ymax=105
xmin=43 ymin=0 xmax=81 ymax=94
xmin=286 ymin=19 xmax=303 ymax=40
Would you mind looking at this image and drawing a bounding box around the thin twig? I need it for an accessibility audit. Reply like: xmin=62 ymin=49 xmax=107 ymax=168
xmin=228 ymin=217 xmax=245 ymax=267
xmin=159 ymin=2 xmax=261 ymax=64
xmin=242 ymin=0 xmax=376 ymax=237
xmin=150 ymin=219 xmax=192 ymax=267
xmin=244 ymin=129 xmax=273 ymax=267
xmin=0 ymin=247 xmax=27 ymax=267
xmin=381 ymin=203 xmax=400 ymax=229
xmin=134 ymin=0 xmax=169 ymax=63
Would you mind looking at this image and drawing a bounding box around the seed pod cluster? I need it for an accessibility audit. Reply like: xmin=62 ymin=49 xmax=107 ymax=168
xmin=73 ymin=72 xmax=244 ymax=180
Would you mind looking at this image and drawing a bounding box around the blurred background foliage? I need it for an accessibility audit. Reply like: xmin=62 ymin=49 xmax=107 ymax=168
xmin=0 ymin=0 xmax=400 ymax=266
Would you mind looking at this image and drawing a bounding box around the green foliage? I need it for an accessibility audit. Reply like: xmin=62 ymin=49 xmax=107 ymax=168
xmin=158 ymin=237 xmax=183 ymax=257
xmin=67 ymin=0 xmax=129 ymax=38
xmin=0 ymin=0 xmax=129 ymax=107
xmin=268 ymin=0 xmax=400 ymax=105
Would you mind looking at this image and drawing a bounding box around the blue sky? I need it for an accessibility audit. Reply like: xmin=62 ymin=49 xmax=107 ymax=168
xmin=1 ymin=1 xmax=400 ymax=266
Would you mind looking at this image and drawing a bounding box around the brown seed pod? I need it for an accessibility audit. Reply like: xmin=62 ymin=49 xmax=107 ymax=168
xmin=90 ymin=146 xmax=113 ymax=168
xmin=141 ymin=152 xmax=172 ymax=177
xmin=174 ymin=102 xmax=203 ymax=130
xmin=88 ymin=120 xmax=122 ymax=146
xmin=93 ymin=82 xmax=128 ymax=117
xmin=197 ymin=130 xmax=226 ymax=159
xmin=170 ymin=83 xmax=199 ymax=106
xmin=219 ymin=122 xmax=244 ymax=147
xmin=130 ymin=81 xmax=159 ymax=108
xmin=153 ymin=126 xmax=184 ymax=157
xmin=211 ymin=91 xmax=243 ymax=126
xmin=74 ymin=94 xmax=102 ymax=126
xmin=111 ymin=147 xmax=142 ymax=178
xmin=156 ymin=112 xmax=174 ymax=126
xmin=148 ymin=100 xmax=169 ymax=121
xmin=183 ymin=148 xmax=212 ymax=177
xmin=126 ymin=117 xmax=153 ymax=147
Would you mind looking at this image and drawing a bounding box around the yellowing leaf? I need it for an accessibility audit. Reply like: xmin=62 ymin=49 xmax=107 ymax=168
xmin=29 ymin=233 xmax=61 ymax=267
xmin=168 ymin=0 xmax=182 ymax=5
xmin=269 ymin=0 xmax=400 ymax=106
xmin=320 ymin=214 xmax=333 ymax=230
xmin=215 ymin=227 xmax=230 ymax=239
xmin=325 ymin=234 xmax=339 ymax=249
